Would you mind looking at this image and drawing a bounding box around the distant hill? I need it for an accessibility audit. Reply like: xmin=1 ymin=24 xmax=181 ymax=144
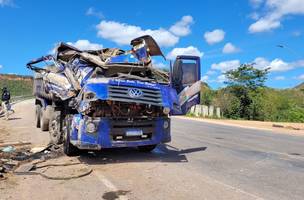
xmin=294 ymin=82 xmax=304 ymax=90
xmin=0 ymin=74 xmax=33 ymax=97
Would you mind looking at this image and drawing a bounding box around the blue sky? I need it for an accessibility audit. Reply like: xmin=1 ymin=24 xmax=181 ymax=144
xmin=0 ymin=0 xmax=303 ymax=88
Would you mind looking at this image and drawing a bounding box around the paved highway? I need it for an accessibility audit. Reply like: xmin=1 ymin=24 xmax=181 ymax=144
xmin=1 ymin=100 xmax=304 ymax=200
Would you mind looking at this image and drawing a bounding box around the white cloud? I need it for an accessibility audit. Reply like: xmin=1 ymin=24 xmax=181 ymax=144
xmin=211 ymin=57 xmax=304 ymax=74
xmin=211 ymin=60 xmax=241 ymax=72
xmin=96 ymin=20 xmax=178 ymax=47
xmin=253 ymin=57 xmax=304 ymax=72
xmin=67 ymin=40 xmax=103 ymax=50
xmin=249 ymin=0 xmax=304 ymax=33
xmin=249 ymin=17 xmax=281 ymax=33
xmin=222 ymin=43 xmax=240 ymax=54
xmin=253 ymin=57 xmax=271 ymax=69
xmin=274 ymin=76 xmax=285 ymax=80
xmin=96 ymin=16 xmax=193 ymax=47
xmin=217 ymin=74 xmax=227 ymax=83
xmin=0 ymin=64 xmax=3 ymax=69
xmin=169 ymin=15 xmax=194 ymax=36
xmin=249 ymin=12 xmax=260 ymax=20
xmin=166 ymin=46 xmax=204 ymax=60
xmin=268 ymin=58 xmax=292 ymax=71
xmin=0 ymin=0 xmax=13 ymax=7
xmin=206 ymin=70 xmax=217 ymax=75
xmin=202 ymin=75 xmax=209 ymax=82
xmin=204 ymin=29 xmax=225 ymax=45
xmin=296 ymin=74 xmax=304 ymax=80
xmin=86 ymin=7 xmax=104 ymax=18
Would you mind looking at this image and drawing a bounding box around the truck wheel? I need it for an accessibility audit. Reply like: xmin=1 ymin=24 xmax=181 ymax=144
xmin=40 ymin=106 xmax=53 ymax=131
xmin=35 ymin=105 xmax=41 ymax=128
xmin=49 ymin=111 xmax=62 ymax=144
xmin=63 ymin=116 xmax=79 ymax=156
xmin=137 ymin=145 xmax=157 ymax=152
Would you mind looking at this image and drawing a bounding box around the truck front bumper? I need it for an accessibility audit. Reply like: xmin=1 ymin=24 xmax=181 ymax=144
xmin=70 ymin=116 xmax=171 ymax=150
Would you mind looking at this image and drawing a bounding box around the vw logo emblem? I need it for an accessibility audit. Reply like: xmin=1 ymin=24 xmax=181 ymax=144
xmin=128 ymin=88 xmax=143 ymax=98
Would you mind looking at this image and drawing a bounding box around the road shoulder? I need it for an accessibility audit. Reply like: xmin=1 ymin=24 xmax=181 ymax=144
xmin=174 ymin=116 xmax=304 ymax=135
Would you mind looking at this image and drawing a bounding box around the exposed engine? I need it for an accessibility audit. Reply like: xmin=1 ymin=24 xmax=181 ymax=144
xmin=82 ymin=100 xmax=165 ymax=118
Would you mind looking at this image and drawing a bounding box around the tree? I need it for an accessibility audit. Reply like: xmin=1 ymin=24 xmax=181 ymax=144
xmin=224 ymin=64 xmax=269 ymax=89
xmin=223 ymin=64 xmax=269 ymax=120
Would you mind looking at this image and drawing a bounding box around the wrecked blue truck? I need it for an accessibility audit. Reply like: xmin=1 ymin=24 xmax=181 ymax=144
xmin=26 ymin=35 xmax=201 ymax=156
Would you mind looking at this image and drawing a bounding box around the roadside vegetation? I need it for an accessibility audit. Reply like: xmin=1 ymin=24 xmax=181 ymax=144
xmin=201 ymin=64 xmax=304 ymax=123
xmin=0 ymin=75 xmax=33 ymax=103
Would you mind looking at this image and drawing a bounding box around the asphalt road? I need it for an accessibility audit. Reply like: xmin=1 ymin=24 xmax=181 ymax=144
xmin=1 ymin=100 xmax=304 ymax=200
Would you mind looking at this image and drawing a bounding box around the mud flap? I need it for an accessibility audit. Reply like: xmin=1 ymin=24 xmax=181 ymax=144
xmin=171 ymin=56 xmax=201 ymax=115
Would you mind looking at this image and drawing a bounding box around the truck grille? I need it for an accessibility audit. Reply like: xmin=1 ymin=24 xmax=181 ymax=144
xmin=108 ymin=85 xmax=162 ymax=106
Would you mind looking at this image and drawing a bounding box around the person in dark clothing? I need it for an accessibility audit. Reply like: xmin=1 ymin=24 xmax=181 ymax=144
xmin=1 ymin=87 xmax=11 ymax=102
xmin=1 ymin=87 xmax=11 ymax=120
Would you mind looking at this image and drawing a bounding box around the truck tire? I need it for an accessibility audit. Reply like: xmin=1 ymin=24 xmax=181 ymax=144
xmin=49 ymin=111 xmax=63 ymax=144
xmin=40 ymin=106 xmax=53 ymax=131
xmin=137 ymin=145 xmax=157 ymax=152
xmin=63 ymin=116 xmax=79 ymax=156
xmin=35 ymin=105 xmax=41 ymax=128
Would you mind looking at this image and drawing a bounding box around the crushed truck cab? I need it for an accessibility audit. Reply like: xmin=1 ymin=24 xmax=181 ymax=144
xmin=26 ymin=35 xmax=201 ymax=155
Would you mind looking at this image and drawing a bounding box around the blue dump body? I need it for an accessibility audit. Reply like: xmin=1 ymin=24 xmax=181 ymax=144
xmin=70 ymin=79 xmax=176 ymax=150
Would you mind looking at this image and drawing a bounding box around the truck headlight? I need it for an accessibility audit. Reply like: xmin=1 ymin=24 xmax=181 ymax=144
xmin=163 ymin=107 xmax=170 ymax=115
xmin=163 ymin=120 xmax=169 ymax=129
xmin=86 ymin=122 xmax=97 ymax=133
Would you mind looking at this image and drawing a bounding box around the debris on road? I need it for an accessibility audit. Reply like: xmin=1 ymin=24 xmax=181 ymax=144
xmin=272 ymin=124 xmax=284 ymax=128
xmin=0 ymin=141 xmax=31 ymax=148
xmin=1 ymin=141 xmax=92 ymax=181
xmin=14 ymin=160 xmax=92 ymax=180
xmin=273 ymin=124 xmax=302 ymax=131
xmin=30 ymin=144 xmax=52 ymax=154
xmin=1 ymin=146 xmax=15 ymax=153
xmin=0 ymin=143 xmax=67 ymax=180
xmin=285 ymin=125 xmax=301 ymax=131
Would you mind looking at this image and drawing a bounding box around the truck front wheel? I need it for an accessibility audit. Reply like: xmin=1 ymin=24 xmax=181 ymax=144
xmin=40 ymin=106 xmax=53 ymax=131
xmin=137 ymin=145 xmax=157 ymax=152
xmin=63 ymin=116 xmax=79 ymax=156
xmin=49 ymin=111 xmax=63 ymax=144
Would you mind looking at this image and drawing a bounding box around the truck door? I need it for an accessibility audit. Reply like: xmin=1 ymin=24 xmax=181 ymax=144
xmin=171 ymin=55 xmax=201 ymax=115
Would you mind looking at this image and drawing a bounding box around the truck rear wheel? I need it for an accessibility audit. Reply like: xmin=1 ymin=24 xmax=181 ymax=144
xmin=63 ymin=116 xmax=79 ymax=156
xmin=40 ymin=106 xmax=53 ymax=131
xmin=137 ymin=145 xmax=157 ymax=152
xmin=35 ymin=105 xmax=41 ymax=128
xmin=49 ymin=111 xmax=62 ymax=144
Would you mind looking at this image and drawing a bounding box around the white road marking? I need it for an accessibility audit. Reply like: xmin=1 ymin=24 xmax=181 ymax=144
xmin=208 ymin=177 xmax=265 ymax=200
xmin=94 ymin=171 xmax=128 ymax=200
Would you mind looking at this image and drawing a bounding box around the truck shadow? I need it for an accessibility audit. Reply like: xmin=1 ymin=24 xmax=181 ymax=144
xmin=78 ymin=144 xmax=207 ymax=164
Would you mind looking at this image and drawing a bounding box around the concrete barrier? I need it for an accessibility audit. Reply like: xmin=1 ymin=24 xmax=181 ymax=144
xmin=189 ymin=105 xmax=221 ymax=118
